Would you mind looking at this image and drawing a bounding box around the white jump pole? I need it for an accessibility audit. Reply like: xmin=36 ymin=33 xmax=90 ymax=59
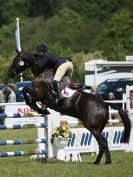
xmin=15 ymin=18 xmax=23 ymax=82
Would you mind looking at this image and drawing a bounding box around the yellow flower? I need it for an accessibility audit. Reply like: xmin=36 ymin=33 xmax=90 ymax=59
xmin=51 ymin=123 xmax=72 ymax=139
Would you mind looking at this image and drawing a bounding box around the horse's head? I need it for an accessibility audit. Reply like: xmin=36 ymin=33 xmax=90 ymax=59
xmin=7 ymin=49 xmax=36 ymax=78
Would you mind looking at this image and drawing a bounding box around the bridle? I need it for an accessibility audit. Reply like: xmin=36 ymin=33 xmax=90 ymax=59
xmin=18 ymin=58 xmax=25 ymax=66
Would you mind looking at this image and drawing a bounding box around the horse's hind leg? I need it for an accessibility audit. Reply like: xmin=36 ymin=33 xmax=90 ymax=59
xmin=91 ymin=130 xmax=111 ymax=164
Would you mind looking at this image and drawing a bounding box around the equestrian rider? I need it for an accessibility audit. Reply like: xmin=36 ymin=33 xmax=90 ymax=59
xmin=35 ymin=43 xmax=73 ymax=101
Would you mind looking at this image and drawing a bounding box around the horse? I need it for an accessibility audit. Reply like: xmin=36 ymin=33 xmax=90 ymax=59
xmin=7 ymin=49 xmax=131 ymax=164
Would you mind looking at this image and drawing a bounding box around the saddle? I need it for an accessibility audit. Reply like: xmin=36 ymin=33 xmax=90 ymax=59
xmin=68 ymin=82 xmax=84 ymax=90
xmin=39 ymin=70 xmax=83 ymax=89
xmin=60 ymin=76 xmax=83 ymax=91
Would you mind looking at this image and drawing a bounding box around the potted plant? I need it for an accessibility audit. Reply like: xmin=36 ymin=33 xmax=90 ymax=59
xmin=51 ymin=123 xmax=72 ymax=160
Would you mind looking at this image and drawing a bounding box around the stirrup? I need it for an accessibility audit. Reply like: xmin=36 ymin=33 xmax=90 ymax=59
xmin=55 ymin=94 xmax=64 ymax=103
xmin=52 ymin=89 xmax=64 ymax=98
xmin=58 ymin=94 xmax=64 ymax=100
xmin=52 ymin=90 xmax=57 ymax=96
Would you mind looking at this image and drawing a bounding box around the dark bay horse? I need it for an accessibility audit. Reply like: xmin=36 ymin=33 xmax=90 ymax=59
xmin=7 ymin=50 xmax=131 ymax=164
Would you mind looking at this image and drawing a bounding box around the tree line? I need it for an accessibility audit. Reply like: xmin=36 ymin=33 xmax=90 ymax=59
xmin=0 ymin=0 xmax=133 ymax=83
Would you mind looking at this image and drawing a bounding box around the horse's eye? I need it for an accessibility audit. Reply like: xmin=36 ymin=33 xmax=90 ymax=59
xmin=19 ymin=60 xmax=24 ymax=66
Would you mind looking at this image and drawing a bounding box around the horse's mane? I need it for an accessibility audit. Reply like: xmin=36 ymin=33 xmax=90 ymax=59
xmin=42 ymin=67 xmax=54 ymax=77
xmin=38 ymin=67 xmax=54 ymax=83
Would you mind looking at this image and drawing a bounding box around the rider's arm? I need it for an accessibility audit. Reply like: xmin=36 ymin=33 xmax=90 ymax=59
xmin=33 ymin=53 xmax=41 ymax=60
xmin=35 ymin=56 xmax=49 ymax=70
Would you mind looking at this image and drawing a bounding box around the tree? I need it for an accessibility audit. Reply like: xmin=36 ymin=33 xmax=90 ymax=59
xmin=92 ymin=9 xmax=133 ymax=60
xmin=0 ymin=0 xmax=30 ymax=26
xmin=72 ymin=51 xmax=105 ymax=83
xmin=28 ymin=0 xmax=61 ymax=18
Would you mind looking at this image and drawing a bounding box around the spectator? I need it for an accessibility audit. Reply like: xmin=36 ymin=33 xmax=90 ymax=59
xmin=107 ymin=91 xmax=116 ymax=119
xmin=91 ymin=85 xmax=103 ymax=101
xmin=0 ymin=90 xmax=5 ymax=113
xmin=130 ymin=90 xmax=133 ymax=109
xmin=7 ymin=84 xmax=17 ymax=103
xmin=107 ymin=91 xmax=115 ymax=100
xmin=2 ymin=83 xmax=16 ymax=103
xmin=0 ymin=90 xmax=5 ymax=125
xmin=2 ymin=82 xmax=11 ymax=102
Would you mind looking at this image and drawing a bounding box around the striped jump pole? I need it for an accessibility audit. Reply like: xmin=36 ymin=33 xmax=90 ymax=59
xmin=0 ymin=113 xmax=44 ymax=120
xmin=0 ymin=149 xmax=48 ymax=157
xmin=60 ymin=119 xmax=122 ymax=126
xmin=0 ymin=113 xmax=54 ymax=159
xmin=0 ymin=138 xmax=48 ymax=145
xmin=0 ymin=123 xmax=47 ymax=129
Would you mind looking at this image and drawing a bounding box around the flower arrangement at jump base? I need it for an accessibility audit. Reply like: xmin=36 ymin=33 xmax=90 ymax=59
xmin=51 ymin=123 xmax=73 ymax=161
xmin=51 ymin=123 xmax=81 ymax=162
xmin=51 ymin=123 xmax=72 ymax=143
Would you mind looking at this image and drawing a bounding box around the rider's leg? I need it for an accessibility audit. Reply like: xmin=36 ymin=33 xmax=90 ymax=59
xmin=52 ymin=80 xmax=64 ymax=100
xmin=53 ymin=61 xmax=73 ymax=101
xmin=54 ymin=61 xmax=73 ymax=81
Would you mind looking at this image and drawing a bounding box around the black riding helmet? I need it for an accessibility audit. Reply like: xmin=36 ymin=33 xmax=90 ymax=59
xmin=36 ymin=43 xmax=48 ymax=52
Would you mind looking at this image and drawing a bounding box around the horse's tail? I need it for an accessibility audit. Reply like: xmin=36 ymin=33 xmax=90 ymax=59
xmin=104 ymin=102 xmax=131 ymax=143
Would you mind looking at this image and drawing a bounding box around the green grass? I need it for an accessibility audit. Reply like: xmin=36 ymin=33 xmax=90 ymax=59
xmin=0 ymin=129 xmax=133 ymax=177
xmin=0 ymin=152 xmax=133 ymax=177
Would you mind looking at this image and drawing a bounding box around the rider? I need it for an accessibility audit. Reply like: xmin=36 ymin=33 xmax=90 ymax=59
xmin=35 ymin=43 xmax=73 ymax=102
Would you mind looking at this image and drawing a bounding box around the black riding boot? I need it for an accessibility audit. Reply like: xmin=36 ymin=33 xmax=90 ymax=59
xmin=53 ymin=80 xmax=64 ymax=102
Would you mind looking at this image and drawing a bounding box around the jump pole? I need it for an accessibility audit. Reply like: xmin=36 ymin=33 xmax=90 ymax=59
xmin=0 ymin=115 xmax=52 ymax=158
xmin=15 ymin=17 xmax=23 ymax=82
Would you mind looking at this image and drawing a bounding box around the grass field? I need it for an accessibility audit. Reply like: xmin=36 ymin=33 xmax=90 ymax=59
xmin=0 ymin=129 xmax=133 ymax=177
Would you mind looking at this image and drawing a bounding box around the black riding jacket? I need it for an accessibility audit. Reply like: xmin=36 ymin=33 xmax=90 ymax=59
xmin=35 ymin=51 xmax=70 ymax=74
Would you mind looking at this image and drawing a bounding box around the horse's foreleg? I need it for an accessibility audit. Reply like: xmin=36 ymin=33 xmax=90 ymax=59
xmin=22 ymin=88 xmax=32 ymax=106
xmin=22 ymin=87 xmax=50 ymax=115
xmin=22 ymin=87 xmax=40 ymax=110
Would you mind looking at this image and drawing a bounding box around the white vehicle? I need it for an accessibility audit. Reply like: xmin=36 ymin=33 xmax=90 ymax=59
xmin=84 ymin=59 xmax=133 ymax=86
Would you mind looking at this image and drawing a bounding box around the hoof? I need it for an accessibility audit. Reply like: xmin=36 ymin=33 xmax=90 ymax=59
xmin=93 ymin=161 xmax=100 ymax=165
xmin=104 ymin=160 xmax=111 ymax=164
xmin=37 ymin=108 xmax=50 ymax=115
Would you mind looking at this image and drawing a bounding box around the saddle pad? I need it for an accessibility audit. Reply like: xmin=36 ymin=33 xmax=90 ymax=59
xmin=61 ymin=87 xmax=76 ymax=97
